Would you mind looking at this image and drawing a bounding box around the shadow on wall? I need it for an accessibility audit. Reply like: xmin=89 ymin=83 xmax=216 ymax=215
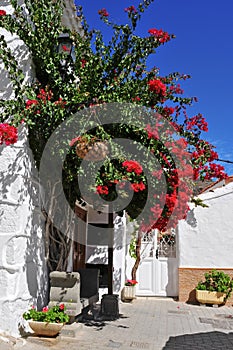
xmin=162 ymin=331 xmax=233 ymax=350
xmin=186 ymin=208 xmax=197 ymax=228
xmin=165 ymin=258 xmax=179 ymax=298
xmin=0 ymin=33 xmax=34 ymax=100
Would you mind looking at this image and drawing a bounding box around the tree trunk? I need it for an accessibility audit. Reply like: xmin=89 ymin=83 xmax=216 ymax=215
xmin=131 ymin=231 xmax=142 ymax=281
xmin=43 ymin=181 xmax=73 ymax=272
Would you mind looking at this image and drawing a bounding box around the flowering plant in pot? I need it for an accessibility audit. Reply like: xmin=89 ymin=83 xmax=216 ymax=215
xmin=23 ymin=304 xmax=69 ymax=336
xmin=125 ymin=279 xmax=138 ymax=286
xmin=196 ymin=270 xmax=233 ymax=305
xmin=122 ymin=280 xmax=138 ymax=302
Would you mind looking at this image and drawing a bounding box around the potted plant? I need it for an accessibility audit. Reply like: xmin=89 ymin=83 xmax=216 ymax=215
xmin=23 ymin=304 xmax=69 ymax=336
xmin=121 ymin=279 xmax=138 ymax=302
xmin=196 ymin=270 xmax=233 ymax=305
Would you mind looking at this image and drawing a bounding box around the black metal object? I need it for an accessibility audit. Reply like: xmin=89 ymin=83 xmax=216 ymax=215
xmin=108 ymin=207 xmax=114 ymax=295
xmin=57 ymin=33 xmax=75 ymax=82
xmin=101 ymin=294 xmax=119 ymax=320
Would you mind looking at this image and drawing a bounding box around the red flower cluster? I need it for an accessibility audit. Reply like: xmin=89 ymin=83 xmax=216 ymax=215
xmin=148 ymin=79 xmax=167 ymax=97
xmin=98 ymin=8 xmax=109 ymax=17
xmin=0 ymin=123 xmax=18 ymax=145
xmin=26 ymin=99 xmax=38 ymax=109
xmin=124 ymin=6 xmax=137 ymax=13
xmin=59 ymin=303 xmax=65 ymax=310
xmin=54 ymin=97 xmax=66 ymax=108
xmin=0 ymin=9 xmax=6 ymax=16
xmin=186 ymin=114 xmax=208 ymax=132
xmin=203 ymin=163 xmax=227 ymax=180
xmin=148 ymin=28 xmax=171 ymax=43
xmin=163 ymin=106 xmax=175 ymax=116
xmin=96 ymin=185 xmax=109 ymax=195
xmin=131 ymin=182 xmax=146 ymax=192
xmin=169 ymin=84 xmax=184 ymax=94
xmin=145 ymin=124 xmax=159 ymax=140
xmin=132 ymin=96 xmax=141 ymax=102
xmin=69 ymin=136 xmax=81 ymax=147
xmin=81 ymin=59 xmax=87 ymax=68
xmin=37 ymin=88 xmax=52 ymax=102
xmin=122 ymin=160 xmax=143 ymax=175
xmin=125 ymin=279 xmax=138 ymax=286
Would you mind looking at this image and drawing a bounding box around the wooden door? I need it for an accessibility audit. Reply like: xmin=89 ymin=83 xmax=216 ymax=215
xmin=73 ymin=204 xmax=87 ymax=270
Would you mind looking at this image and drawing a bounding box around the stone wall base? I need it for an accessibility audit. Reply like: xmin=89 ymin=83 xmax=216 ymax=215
xmin=179 ymin=268 xmax=233 ymax=305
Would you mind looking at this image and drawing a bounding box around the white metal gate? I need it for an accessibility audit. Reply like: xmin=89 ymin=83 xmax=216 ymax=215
xmin=136 ymin=229 xmax=178 ymax=297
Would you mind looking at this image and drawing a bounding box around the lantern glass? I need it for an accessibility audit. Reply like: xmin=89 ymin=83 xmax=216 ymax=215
xmin=58 ymin=34 xmax=75 ymax=61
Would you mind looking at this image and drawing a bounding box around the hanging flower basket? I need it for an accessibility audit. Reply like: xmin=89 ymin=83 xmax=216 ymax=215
xmin=71 ymin=136 xmax=109 ymax=161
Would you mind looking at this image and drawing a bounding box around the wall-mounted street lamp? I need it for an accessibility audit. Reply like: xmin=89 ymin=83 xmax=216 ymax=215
xmin=57 ymin=33 xmax=76 ymax=81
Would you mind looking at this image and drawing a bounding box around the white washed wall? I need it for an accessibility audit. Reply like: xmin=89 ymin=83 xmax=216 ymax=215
xmin=0 ymin=2 xmax=47 ymax=337
xmin=178 ymin=182 xmax=233 ymax=268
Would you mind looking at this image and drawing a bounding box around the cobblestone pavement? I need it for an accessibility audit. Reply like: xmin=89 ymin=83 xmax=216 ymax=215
xmin=1 ymin=297 xmax=233 ymax=350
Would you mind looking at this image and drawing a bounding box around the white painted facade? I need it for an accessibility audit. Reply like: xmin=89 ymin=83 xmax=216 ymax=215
xmin=124 ymin=180 xmax=233 ymax=298
xmin=178 ymin=180 xmax=233 ymax=268
xmin=0 ymin=2 xmax=48 ymax=336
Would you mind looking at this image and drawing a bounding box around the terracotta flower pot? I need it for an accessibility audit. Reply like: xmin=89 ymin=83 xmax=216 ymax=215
xmin=28 ymin=321 xmax=64 ymax=337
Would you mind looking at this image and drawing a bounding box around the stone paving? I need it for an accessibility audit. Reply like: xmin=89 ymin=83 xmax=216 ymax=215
xmin=1 ymin=297 xmax=233 ymax=350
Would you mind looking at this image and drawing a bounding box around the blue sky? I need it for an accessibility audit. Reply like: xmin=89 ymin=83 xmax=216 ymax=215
xmin=75 ymin=0 xmax=233 ymax=174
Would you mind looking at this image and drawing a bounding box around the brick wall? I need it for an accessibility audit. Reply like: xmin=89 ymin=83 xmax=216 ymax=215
xmin=179 ymin=268 xmax=233 ymax=305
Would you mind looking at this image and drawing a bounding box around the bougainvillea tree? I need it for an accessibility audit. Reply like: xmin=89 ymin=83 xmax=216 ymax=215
xmin=0 ymin=0 xmax=227 ymax=276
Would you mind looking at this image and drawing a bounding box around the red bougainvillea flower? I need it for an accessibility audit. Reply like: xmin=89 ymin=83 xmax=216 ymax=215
xmin=54 ymin=98 xmax=66 ymax=108
xmin=145 ymin=124 xmax=159 ymax=140
xmin=131 ymin=182 xmax=146 ymax=192
xmin=186 ymin=113 xmax=208 ymax=132
xmin=163 ymin=106 xmax=175 ymax=116
xmin=81 ymin=59 xmax=86 ymax=68
xmin=37 ymin=88 xmax=52 ymax=102
xmin=169 ymin=84 xmax=184 ymax=94
xmin=0 ymin=123 xmax=18 ymax=145
xmin=42 ymin=306 xmax=49 ymax=312
xmin=0 ymin=9 xmax=6 ymax=16
xmin=96 ymin=185 xmax=109 ymax=195
xmin=98 ymin=8 xmax=109 ymax=17
xmin=148 ymin=79 xmax=167 ymax=97
xmin=124 ymin=6 xmax=137 ymax=13
xmin=148 ymin=28 xmax=171 ymax=43
xmin=122 ymin=160 xmax=143 ymax=175
xmin=25 ymin=99 xmax=38 ymax=109
xmin=59 ymin=303 xmax=65 ymax=310
xmin=69 ymin=136 xmax=82 ymax=147
xmin=132 ymin=96 xmax=141 ymax=102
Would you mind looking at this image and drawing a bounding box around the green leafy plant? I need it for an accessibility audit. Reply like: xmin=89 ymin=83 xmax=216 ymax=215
xmin=23 ymin=304 xmax=69 ymax=324
xmin=0 ymin=1 xmax=228 ymax=275
xmin=196 ymin=270 xmax=233 ymax=299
